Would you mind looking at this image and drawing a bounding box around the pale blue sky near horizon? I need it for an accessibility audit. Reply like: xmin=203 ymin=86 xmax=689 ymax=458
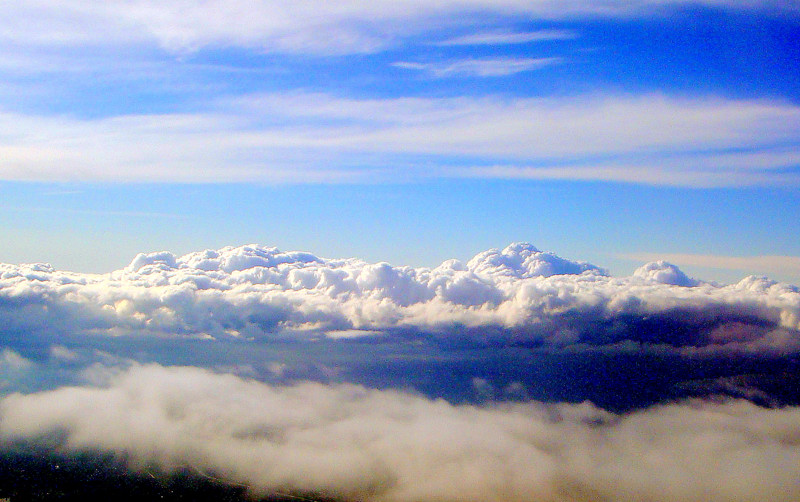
xmin=4 ymin=179 xmax=800 ymax=285
xmin=1 ymin=1 xmax=799 ymax=284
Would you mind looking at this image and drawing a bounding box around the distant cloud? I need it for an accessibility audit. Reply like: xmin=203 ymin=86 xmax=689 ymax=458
xmin=623 ymin=253 xmax=800 ymax=279
xmin=0 ymin=349 xmax=35 ymax=390
xmin=393 ymin=57 xmax=561 ymax=77
xmin=632 ymin=260 xmax=699 ymax=287
xmin=435 ymin=29 xmax=578 ymax=46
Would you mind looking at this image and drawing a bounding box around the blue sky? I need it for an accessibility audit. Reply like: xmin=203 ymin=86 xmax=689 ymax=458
xmin=1 ymin=1 xmax=799 ymax=283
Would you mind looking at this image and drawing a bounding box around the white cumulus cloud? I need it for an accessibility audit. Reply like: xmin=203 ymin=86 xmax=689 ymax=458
xmin=1 ymin=243 xmax=799 ymax=352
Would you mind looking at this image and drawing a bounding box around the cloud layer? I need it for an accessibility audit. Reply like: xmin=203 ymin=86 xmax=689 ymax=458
xmin=2 ymin=243 xmax=799 ymax=352
xmin=2 ymin=93 xmax=799 ymax=186
xmin=1 ymin=363 xmax=799 ymax=502
xmin=2 ymin=2 xmax=798 ymax=188
xmin=2 ymin=243 xmax=799 ymax=500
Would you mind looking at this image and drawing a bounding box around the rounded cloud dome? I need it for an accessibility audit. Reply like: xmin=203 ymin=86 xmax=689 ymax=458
xmin=634 ymin=260 xmax=697 ymax=287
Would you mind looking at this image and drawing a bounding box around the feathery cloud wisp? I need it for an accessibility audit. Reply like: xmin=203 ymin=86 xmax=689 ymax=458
xmin=392 ymin=57 xmax=561 ymax=77
xmin=2 ymin=93 xmax=799 ymax=187
xmin=1 ymin=1 xmax=794 ymax=55
xmin=435 ymin=29 xmax=578 ymax=46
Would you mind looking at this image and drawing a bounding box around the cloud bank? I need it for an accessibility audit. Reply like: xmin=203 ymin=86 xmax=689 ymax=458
xmin=2 ymin=243 xmax=799 ymax=352
xmin=2 ymin=244 xmax=799 ymax=499
xmin=1 ymin=363 xmax=799 ymax=502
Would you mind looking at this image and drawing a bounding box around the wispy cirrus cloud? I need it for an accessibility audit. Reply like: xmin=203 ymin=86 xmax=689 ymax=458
xmin=435 ymin=29 xmax=578 ymax=46
xmin=622 ymin=253 xmax=800 ymax=280
xmin=0 ymin=1 xmax=795 ymax=56
xmin=458 ymin=147 xmax=800 ymax=188
xmin=392 ymin=57 xmax=562 ymax=77
xmin=1 ymin=93 xmax=799 ymax=187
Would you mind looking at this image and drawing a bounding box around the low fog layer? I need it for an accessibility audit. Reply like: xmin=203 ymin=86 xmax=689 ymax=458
xmin=1 ymin=243 xmax=798 ymax=352
xmin=1 ymin=364 xmax=799 ymax=502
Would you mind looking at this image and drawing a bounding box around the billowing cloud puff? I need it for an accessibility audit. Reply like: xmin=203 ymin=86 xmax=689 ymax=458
xmin=1 ymin=364 xmax=799 ymax=502
xmin=633 ymin=260 xmax=698 ymax=286
xmin=1 ymin=244 xmax=799 ymax=351
xmin=466 ymin=242 xmax=602 ymax=279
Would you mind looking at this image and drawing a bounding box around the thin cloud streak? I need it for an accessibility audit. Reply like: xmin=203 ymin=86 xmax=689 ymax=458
xmin=459 ymin=146 xmax=800 ymax=187
xmin=1 ymin=93 xmax=799 ymax=187
xmin=392 ymin=57 xmax=561 ymax=77
xmin=435 ymin=29 xmax=578 ymax=46
xmin=0 ymin=1 xmax=794 ymax=56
